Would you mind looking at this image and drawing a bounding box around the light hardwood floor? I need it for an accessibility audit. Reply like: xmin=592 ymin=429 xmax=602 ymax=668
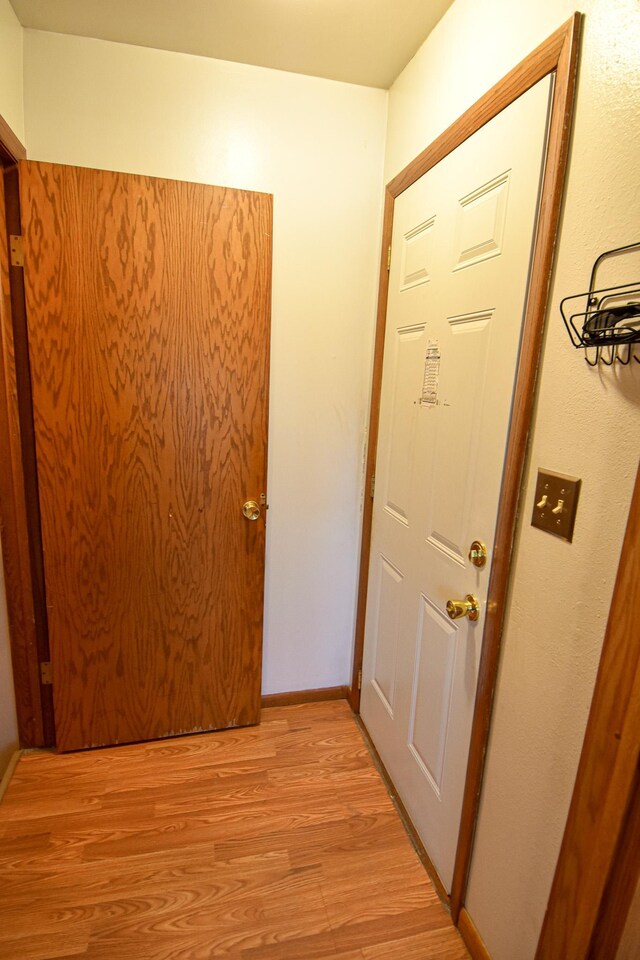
xmin=0 ymin=700 xmax=469 ymax=959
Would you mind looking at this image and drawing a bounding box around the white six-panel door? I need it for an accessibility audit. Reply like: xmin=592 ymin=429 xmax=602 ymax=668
xmin=361 ymin=77 xmax=553 ymax=891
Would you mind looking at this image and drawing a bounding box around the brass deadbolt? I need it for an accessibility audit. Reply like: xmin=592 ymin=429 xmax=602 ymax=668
xmin=468 ymin=540 xmax=488 ymax=568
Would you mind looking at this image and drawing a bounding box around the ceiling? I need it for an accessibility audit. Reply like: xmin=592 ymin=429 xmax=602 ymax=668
xmin=9 ymin=0 xmax=455 ymax=89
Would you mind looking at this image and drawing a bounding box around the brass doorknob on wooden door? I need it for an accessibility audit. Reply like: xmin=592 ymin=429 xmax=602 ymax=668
xmin=242 ymin=500 xmax=261 ymax=521
xmin=446 ymin=595 xmax=480 ymax=621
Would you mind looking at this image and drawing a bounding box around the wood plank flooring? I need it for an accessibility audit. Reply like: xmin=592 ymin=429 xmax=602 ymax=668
xmin=0 ymin=701 xmax=469 ymax=959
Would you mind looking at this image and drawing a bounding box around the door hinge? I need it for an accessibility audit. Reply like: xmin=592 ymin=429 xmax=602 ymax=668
xmin=9 ymin=235 xmax=24 ymax=267
xmin=40 ymin=661 xmax=52 ymax=685
xmin=357 ymin=669 xmax=362 ymax=690
xmin=370 ymin=474 xmax=376 ymax=499
xmin=387 ymin=245 xmax=392 ymax=271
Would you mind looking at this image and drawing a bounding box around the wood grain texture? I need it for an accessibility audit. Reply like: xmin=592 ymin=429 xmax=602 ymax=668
xmin=19 ymin=161 xmax=272 ymax=751
xmin=589 ymin=767 xmax=640 ymax=959
xmin=4 ymin=163 xmax=56 ymax=747
xmin=450 ymin=12 xmax=582 ymax=922
xmin=0 ymin=701 xmax=469 ymax=960
xmin=0 ymin=166 xmax=45 ymax=747
xmin=535 ymin=463 xmax=640 ymax=960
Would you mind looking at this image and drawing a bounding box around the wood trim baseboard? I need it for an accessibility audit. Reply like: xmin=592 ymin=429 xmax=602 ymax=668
xmin=356 ymin=714 xmax=450 ymax=907
xmin=458 ymin=908 xmax=492 ymax=960
xmin=261 ymin=686 xmax=349 ymax=708
xmin=0 ymin=750 xmax=22 ymax=803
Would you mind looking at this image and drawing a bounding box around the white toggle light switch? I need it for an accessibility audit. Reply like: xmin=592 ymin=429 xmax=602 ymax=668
xmin=551 ymin=499 xmax=565 ymax=515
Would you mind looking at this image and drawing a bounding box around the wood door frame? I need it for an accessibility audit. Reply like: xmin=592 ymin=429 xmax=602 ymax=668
xmin=0 ymin=114 xmax=53 ymax=748
xmin=349 ymin=14 xmax=583 ymax=921
xmin=10 ymin=157 xmax=273 ymax=749
xmin=535 ymin=463 xmax=640 ymax=960
xmin=0 ymin=114 xmax=25 ymax=168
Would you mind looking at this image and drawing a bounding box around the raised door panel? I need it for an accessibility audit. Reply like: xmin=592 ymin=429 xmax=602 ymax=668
xmin=384 ymin=324 xmax=425 ymax=526
xmin=371 ymin=555 xmax=404 ymax=716
xmin=423 ymin=309 xmax=495 ymax=571
xmin=361 ymin=76 xmax=553 ymax=892
xmin=408 ymin=596 xmax=458 ymax=796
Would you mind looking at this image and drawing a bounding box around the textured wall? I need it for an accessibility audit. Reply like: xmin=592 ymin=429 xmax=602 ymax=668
xmin=385 ymin=1 xmax=640 ymax=957
xmin=0 ymin=0 xmax=24 ymax=141
xmin=23 ymin=30 xmax=388 ymax=696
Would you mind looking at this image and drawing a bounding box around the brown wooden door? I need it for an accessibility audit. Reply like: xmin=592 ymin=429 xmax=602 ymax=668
xmin=19 ymin=160 xmax=272 ymax=751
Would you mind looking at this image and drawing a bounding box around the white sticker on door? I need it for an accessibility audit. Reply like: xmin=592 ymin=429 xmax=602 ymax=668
xmin=421 ymin=341 xmax=440 ymax=406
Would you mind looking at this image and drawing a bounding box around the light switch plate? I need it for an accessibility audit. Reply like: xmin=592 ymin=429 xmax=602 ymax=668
xmin=531 ymin=469 xmax=581 ymax=542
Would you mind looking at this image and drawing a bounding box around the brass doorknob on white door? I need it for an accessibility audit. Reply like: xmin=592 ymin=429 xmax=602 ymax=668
xmin=446 ymin=594 xmax=480 ymax=622
xmin=242 ymin=500 xmax=261 ymax=520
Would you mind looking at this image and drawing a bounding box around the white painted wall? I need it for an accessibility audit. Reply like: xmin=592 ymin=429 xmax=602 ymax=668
xmin=22 ymin=30 xmax=388 ymax=696
xmin=0 ymin=0 xmax=23 ymax=776
xmin=0 ymin=0 xmax=24 ymax=142
xmin=385 ymin=1 xmax=640 ymax=957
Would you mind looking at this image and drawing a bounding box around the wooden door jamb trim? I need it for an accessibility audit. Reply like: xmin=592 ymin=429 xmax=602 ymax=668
xmin=3 ymin=165 xmax=55 ymax=747
xmin=457 ymin=908 xmax=492 ymax=960
xmin=0 ymin=112 xmax=26 ymax=165
xmin=589 ymin=765 xmax=640 ymax=959
xmin=0 ymin=116 xmax=47 ymax=747
xmin=349 ymin=13 xmax=583 ymax=925
xmin=535 ymin=463 xmax=640 ymax=960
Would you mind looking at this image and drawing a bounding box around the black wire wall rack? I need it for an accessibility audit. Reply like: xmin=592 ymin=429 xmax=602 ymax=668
xmin=560 ymin=242 xmax=640 ymax=366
